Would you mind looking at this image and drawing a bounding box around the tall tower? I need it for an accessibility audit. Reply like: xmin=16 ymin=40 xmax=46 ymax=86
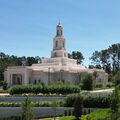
xmin=51 ymin=23 xmax=68 ymax=58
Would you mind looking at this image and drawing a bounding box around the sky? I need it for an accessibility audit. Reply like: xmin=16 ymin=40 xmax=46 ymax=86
xmin=0 ymin=0 xmax=120 ymax=67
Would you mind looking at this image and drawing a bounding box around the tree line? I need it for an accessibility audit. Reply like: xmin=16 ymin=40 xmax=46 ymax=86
xmin=0 ymin=52 xmax=41 ymax=81
xmin=89 ymin=43 xmax=120 ymax=74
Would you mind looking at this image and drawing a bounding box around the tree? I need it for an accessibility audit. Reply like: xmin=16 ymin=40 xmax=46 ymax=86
xmin=110 ymin=85 xmax=120 ymax=119
xmin=90 ymin=43 xmax=120 ymax=74
xmin=51 ymin=100 xmax=60 ymax=120
xmin=93 ymin=70 xmax=99 ymax=87
xmin=0 ymin=52 xmax=41 ymax=81
xmin=68 ymin=51 xmax=84 ymax=64
xmin=21 ymin=97 xmax=34 ymax=120
xmin=114 ymin=71 xmax=120 ymax=86
xmin=82 ymin=74 xmax=93 ymax=90
xmin=73 ymin=94 xmax=83 ymax=120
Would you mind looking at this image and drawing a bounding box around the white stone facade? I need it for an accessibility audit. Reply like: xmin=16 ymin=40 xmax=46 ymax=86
xmin=4 ymin=24 xmax=108 ymax=86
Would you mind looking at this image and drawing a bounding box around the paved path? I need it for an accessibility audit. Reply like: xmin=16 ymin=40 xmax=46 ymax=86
xmin=82 ymin=89 xmax=113 ymax=95
xmin=0 ymin=93 xmax=9 ymax=96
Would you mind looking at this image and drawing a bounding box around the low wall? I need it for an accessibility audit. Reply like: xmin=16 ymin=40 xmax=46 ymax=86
xmin=0 ymin=107 xmax=72 ymax=117
xmin=0 ymin=96 xmax=65 ymax=102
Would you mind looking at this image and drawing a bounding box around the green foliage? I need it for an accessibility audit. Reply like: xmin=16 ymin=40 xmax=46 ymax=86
xmin=21 ymin=97 xmax=34 ymax=120
xmin=93 ymin=70 xmax=99 ymax=79
xmin=0 ymin=89 xmax=9 ymax=93
xmin=0 ymin=100 xmax=65 ymax=107
xmin=0 ymin=81 xmax=3 ymax=86
xmin=90 ymin=43 xmax=120 ymax=74
xmin=82 ymin=74 xmax=93 ymax=90
xmin=10 ymin=84 xmax=80 ymax=95
xmin=95 ymin=83 xmax=103 ymax=88
xmin=114 ymin=71 xmax=120 ymax=86
xmin=65 ymin=94 xmax=111 ymax=108
xmin=106 ymin=82 xmax=114 ymax=88
xmin=86 ymin=108 xmax=111 ymax=120
xmin=68 ymin=51 xmax=84 ymax=64
xmin=110 ymin=85 xmax=120 ymax=114
xmin=2 ymin=81 xmax=8 ymax=90
xmin=73 ymin=94 xmax=83 ymax=120
xmin=0 ymin=102 xmax=20 ymax=107
xmin=0 ymin=52 xmax=41 ymax=81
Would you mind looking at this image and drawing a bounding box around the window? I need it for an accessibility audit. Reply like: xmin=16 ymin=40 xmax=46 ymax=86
xmin=63 ymin=41 xmax=64 ymax=47
xmin=34 ymin=80 xmax=37 ymax=84
xmin=56 ymin=41 xmax=58 ymax=47
xmin=64 ymin=53 xmax=66 ymax=57
xmin=57 ymin=30 xmax=59 ymax=36
xmin=55 ymin=52 xmax=57 ymax=57
xmin=38 ymin=80 xmax=41 ymax=83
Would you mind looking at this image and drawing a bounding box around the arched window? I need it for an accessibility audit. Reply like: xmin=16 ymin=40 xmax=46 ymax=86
xmin=57 ymin=30 xmax=59 ymax=36
xmin=54 ymin=52 xmax=57 ymax=57
xmin=56 ymin=41 xmax=58 ymax=47
xmin=63 ymin=41 xmax=64 ymax=47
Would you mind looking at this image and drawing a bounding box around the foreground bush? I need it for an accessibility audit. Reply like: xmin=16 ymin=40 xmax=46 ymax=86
xmin=65 ymin=94 xmax=111 ymax=108
xmin=10 ymin=84 xmax=80 ymax=95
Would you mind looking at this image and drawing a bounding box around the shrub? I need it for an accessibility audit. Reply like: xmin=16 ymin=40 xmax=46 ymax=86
xmin=3 ymin=81 xmax=8 ymax=90
xmin=73 ymin=94 xmax=83 ymax=120
xmin=0 ymin=100 xmax=65 ymax=107
xmin=95 ymin=83 xmax=103 ymax=88
xmin=106 ymin=82 xmax=114 ymax=88
xmin=0 ymin=81 xmax=3 ymax=86
xmin=65 ymin=94 xmax=111 ymax=108
xmin=82 ymin=74 xmax=93 ymax=90
xmin=10 ymin=84 xmax=80 ymax=95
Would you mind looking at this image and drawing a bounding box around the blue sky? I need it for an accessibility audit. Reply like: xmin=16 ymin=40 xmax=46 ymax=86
xmin=0 ymin=0 xmax=120 ymax=67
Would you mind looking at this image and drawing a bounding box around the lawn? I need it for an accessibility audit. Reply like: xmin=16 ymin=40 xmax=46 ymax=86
xmin=39 ymin=116 xmax=87 ymax=120
xmin=40 ymin=116 xmax=75 ymax=120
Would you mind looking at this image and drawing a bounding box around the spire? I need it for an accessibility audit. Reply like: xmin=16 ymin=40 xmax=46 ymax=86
xmin=56 ymin=22 xmax=63 ymax=36
xmin=58 ymin=19 xmax=60 ymax=25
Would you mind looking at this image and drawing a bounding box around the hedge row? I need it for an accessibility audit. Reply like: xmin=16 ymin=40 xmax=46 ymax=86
xmin=9 ymin=85 xmax=80 ymax=95
xmin=0 ymin=94 xmax=111 ymax=108
xmin=65 ymin=94 xmax=111 ymax=108
xmin=0 ymin=100 xmax=65 ymax=107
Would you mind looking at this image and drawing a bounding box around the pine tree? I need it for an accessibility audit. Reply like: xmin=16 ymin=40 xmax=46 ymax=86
xmin=110 ymin=85 xmax=120 ymax=119
xmin=73 ymin=94 xmax=83 ymax=120
xmin=21 ymin=97 xmax=34 ymax=120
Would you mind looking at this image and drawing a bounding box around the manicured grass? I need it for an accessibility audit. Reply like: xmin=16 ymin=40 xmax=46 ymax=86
xmin=39 ymin=109 xmax=111 ymax=120
xmin=85 ymin=108 xmax=111 ymax=120
xmin=40 ymin=116 xmax=84 ymax=120
xmin=59 ymin=116 xmax=75 ymax=120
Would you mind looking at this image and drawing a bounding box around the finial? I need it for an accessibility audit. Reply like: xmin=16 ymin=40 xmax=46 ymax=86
xmin=58 ymin=19 xmax=60 ymax=25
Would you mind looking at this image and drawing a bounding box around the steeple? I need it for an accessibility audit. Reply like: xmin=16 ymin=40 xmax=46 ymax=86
xmin=56 ymin=22 xmax=63 ymax=37
xmin=51 ymin=23 xmax=68 ymax=58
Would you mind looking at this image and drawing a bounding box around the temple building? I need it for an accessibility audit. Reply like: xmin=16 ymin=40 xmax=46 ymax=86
xmin=4 ymin=23 xmax=108 ymax=86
